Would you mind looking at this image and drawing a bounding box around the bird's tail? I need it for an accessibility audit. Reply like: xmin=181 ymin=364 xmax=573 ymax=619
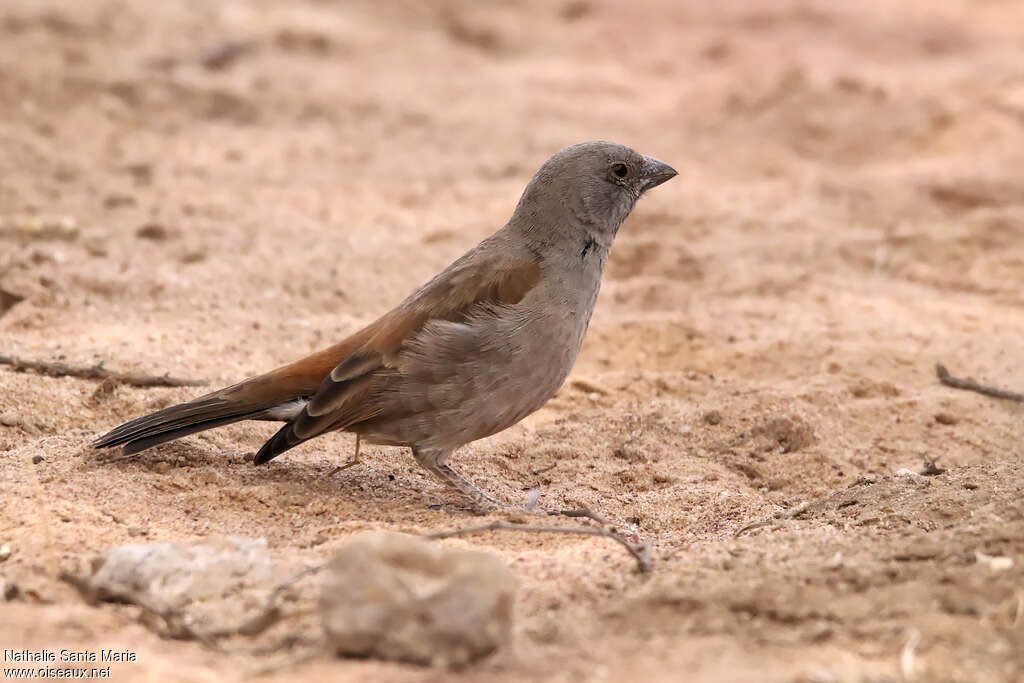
xmin=93 ymin=396 xmax=267 ymax=455
xmin=252 ymin=422 xmax=305 ymax=465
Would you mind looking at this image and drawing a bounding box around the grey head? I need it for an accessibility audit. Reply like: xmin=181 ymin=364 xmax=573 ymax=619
xmin=510 ymin=141 xmax=677 ymax=249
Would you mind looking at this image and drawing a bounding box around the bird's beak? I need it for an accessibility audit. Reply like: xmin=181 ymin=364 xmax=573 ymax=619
xmin=639 ymin=155 xmax=678 ymax=192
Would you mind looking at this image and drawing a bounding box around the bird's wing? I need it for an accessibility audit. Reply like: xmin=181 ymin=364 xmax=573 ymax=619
xmin=252 ymin=252 xmax=541 ymax=463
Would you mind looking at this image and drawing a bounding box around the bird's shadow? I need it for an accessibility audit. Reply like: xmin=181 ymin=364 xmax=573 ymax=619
xmin=84 ymin=440 xmax=471 ymax=515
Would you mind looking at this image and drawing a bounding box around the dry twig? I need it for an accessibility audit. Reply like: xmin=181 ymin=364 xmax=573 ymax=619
xmin=0 ymin=354 xmax=207 ymax=388
xmin=208 ymin=565 xmax=324 ymax=639
xmin=901 ymin=628 xmax=922 ymax=680
xmin=936 ymin=363 xmax=1024 ymax=403
xmin=200 ymin=40 xmax=257 ymax=70
xmin=426 ymin=508 xmax=653 ymax=572
xmin=919 ymin=457 xmax=946 ymax=476
xmin=248 ymin=649 xmax=324 ymax=678
xmin=551 ymin=507 xmax=611 ymax=525
xmin=734 ymin=501 xmax=811 ymax=538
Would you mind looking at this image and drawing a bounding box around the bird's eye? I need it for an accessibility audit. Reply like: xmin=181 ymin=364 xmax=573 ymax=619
xmin=611 ymin=163 xmax=628 ymax=179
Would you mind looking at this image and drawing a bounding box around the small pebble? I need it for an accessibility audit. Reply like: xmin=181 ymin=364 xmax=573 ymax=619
xmin=321 ymin=531 xmax=516 ymax=667
xmin=0 ymin=214 xmax=78 ymax=240
xmin=136 ymin=222 xmax=171 ymax=240
xmin=823 ymin=551 xmax=844 ymax=570
xmin=975 ymin=551 xmax=1013 ymax=572
xmin=0 ymin=577 xmax=19 ymax=601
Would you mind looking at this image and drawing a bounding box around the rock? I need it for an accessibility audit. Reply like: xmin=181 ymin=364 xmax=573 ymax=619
xmin=974 ymin=551 xmax=1014 ymax=572
xmin=569 ymin=377 xmax=609 ymax=395
xmin=88 ymin=537 xmax=270 ymax=610
xmin=135 ymin=222 xmax=172 ymax=241
xmin=0 ymin=288 xmax=24 ymax=316
xmin=0 ymin=575 xmax=19 ymax=601
xmin=0 ymin=214 xmax=78 ymax=241
xmin=895 ymin=468 xmax=929 ymax=482
xmin=822 ymin=551 xmax=844 ymax=570
xmin=752 ymin=415 xmax=815 ymax=453
xmin=891 ymin=537 xmax=944 ymax=561
xmin=320 ymin=531 xmax=516 ymax=668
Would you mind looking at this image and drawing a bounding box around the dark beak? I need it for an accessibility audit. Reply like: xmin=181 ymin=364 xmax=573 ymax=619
xmin=640 ymin=155 xmax=678 ymax=191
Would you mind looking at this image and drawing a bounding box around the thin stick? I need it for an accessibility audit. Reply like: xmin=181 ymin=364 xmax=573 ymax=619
xmin=550 ymin=507 xmax=611 ymax=526
xmin=901 ymin=628 xmax=921 ymax=680
xmin=0 ymin=354 xmax=207 ymax=388
xmin=734 ymin=520 xmax=774 ymax=538
xmin=734 ymin=501 xmax=811 ymax=538
xmin=268 ymin=565 xmax=324 ymax=603
xmin=208 ymin=565 xmax=325 ymax=639
xmin=426 ymin=520 xmax=653 ymax=572
xmin=936 ymin=363 xmax=1024 ymax=403
xmin=248 ymin=649 xmax=324 ymax=678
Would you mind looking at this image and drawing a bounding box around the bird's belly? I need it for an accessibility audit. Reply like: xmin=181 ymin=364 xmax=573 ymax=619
xmin=360 ymin=311 xmax=588 ymax=452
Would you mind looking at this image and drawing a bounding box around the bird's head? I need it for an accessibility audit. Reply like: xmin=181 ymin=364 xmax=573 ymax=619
xmin=513 ymin=141 xmax=677 ymax=249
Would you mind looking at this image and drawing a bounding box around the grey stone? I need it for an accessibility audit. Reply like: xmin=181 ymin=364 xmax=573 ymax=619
xmin=320 ymin=531 xmax=516 ymax=668
xmin=89 ymin=536 xmax=270 ymax=610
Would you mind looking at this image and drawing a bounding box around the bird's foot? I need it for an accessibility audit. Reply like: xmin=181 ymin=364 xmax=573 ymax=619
xmin=414 ymin=450 xmax=511 ymax=514
xmin=327 ymin=458 xmax=361 ymax=477
xmin=328 ymin=435 xmax=362 ymax=477
xmin=437 ymin=470 xmax=513 ymax=515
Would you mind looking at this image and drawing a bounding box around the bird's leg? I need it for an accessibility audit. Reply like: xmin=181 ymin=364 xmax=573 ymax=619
xmin=328 ymin=434 xmax=361 ymax=477
xmin=413 ymin=447 xmax=505 ymax=512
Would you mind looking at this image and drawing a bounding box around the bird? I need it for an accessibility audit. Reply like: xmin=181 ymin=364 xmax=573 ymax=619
xmin=94 ymin=141 xmax=677 ymax=509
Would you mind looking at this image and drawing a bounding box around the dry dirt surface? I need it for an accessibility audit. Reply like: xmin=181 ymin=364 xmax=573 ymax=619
xmin=2 ymin=0 xmax=1024 ymax=681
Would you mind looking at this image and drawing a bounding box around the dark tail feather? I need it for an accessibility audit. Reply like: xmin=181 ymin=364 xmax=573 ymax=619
xmin=252 ymin=423 xmax=306 ymax=465
xmin=94 ymin=397 xmax=264 ymax=455
xmin=117 ymin=415 xmax=254 ymax=455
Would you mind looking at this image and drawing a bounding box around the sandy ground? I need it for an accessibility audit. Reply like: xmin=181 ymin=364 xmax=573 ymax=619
xmin=2 ymin=0 xmax=1024 ymax=681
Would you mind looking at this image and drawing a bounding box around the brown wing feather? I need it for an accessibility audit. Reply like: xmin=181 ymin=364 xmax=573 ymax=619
xmin=252 ymin=254 xmax=541 ymax=464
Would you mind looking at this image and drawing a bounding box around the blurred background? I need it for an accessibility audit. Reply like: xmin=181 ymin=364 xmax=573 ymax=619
xmin=2 ymin=0 xmax=1023 ymax=365
xmin=1 ymin=1 xmax=1023 ymax=681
